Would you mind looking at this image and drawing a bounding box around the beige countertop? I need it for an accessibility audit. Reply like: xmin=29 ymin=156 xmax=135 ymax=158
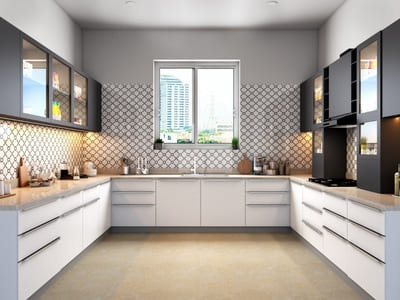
xmin=1 ymin=173 xmax=400 ymax=212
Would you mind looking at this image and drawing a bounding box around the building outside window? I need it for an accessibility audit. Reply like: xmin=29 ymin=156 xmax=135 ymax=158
xmin=154 ymin=60 xmax=240 ymax=149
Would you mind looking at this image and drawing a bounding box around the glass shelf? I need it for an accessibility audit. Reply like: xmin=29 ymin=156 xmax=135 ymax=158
xmin=22 ymin=39 xmax=48 ymax=118
xmin=360 ymin=41 xmax=378 ymax=114
xmin=52 ymin=58 xmax=71 ymax=122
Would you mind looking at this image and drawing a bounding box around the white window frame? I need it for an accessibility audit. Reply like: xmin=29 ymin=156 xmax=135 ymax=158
xmin=153 ymin=59 xmax=240 ymax=150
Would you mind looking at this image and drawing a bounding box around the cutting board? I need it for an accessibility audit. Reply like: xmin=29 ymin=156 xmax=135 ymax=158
xmin=238 ymin=153 xmax=252 ymax=174
xmin=18 ymin=157 xmax=29 ymax=187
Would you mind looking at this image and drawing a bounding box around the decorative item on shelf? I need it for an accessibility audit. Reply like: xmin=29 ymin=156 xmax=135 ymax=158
xmin=74 ymin=85 xmax=82 ymax=99
xmin=18 ymin=157 xmax=29 ymax=187
xmin=52 ymin=72 xmax=60 ymax=89
xmin=52 ymin=101 xmax=62 ymax=120
xmin=285 ymin=160 xmax=291 ymax=175
xmin=231 ymin=137 xmax=239 ymax=150
xmin=120 ymin=157 xmax=131 ymax=175
xmin=238 ymin=153 xmax=252 ymax=174
xmin=73 ymin=166 xmax=80 ymax=180
xmin=74 ymin=117 xmax=82 ymax=125
xmin=154 ymin=138 xmax=164 ymax=150
xmin=253 ymin=155 xmax=263 ymax=175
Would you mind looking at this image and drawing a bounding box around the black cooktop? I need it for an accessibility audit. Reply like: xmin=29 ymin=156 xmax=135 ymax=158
xmin=308 ymin=177 xmax=357 ymax=187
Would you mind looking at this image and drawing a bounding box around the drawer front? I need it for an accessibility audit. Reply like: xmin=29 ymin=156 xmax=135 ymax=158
xmin=323 ymin=209 xmax=347 ymax=238
xmin=323 ymin=227 xmax=348 ymax=274
xmin=348 ymin=200 xmax=385 ymax=235
xmin=302 ymin=203 xmax=323 ymax=231
xmin=18 ymin=200 xmax=60 ymax=235
xmin=246 ymin=179 xmax=289 ymax=192
xmin=18 ymin=235 xmax=61 ymax=300
xmin=348 ymin=221 xmax=385 ymax=262
xmin=60 ymin=192 xmax=82 ymax=215
xmin=303 ymin=186 xmax=323 ymax=210
xmin=246 ymin=192 xmax=289 ymax=205
xmin=112 ymin=179 xmax=155 ymax=192
xmin=83 ymin=185 xmax=100 ymax=204
xmin=111 ymin=205 xmax=155 ymax=226
xmin=18 ymin=217 xmax=60 ymax=261
xmin=323 ymin=193 xmax=346 ymax=217
xmin=112 ymin=192 xmax=155 ymax=205
xmin=246 ymin=205 xmax=289 ymax=226
xmin=347 ymin=242 xmax=385 ymax=300
xmin=302 ymin=220 xmax=323 ymax=253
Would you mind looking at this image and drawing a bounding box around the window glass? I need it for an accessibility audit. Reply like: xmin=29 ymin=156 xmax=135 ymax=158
xmin=360 ymin=121 xmax=378 ymax=155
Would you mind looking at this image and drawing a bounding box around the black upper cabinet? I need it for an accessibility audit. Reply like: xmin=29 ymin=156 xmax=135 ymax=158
xmin=0 ymin=18 xmax=21 ymax=118
xmin=382 ymin=19 xmax=400 ymax=118
xmin=0 ymin=17 xmax=101 ymax=132
xmin=329 ymin=51 xmax=354 ymax=119
xmin=300 ymin=77 xmax=313 ymax=132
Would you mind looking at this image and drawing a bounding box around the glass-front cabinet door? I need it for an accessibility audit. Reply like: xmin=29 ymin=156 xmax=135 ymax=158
xmin=73 ymin=71 xmax=87 ymax=126
xmin=313 ymin=75 xmax=323 ymax=125
xmin=359 ymin=40 xmax=378 ymax=114
xmin=359 ymin=121 xmax=378 ymax=155
xmin=52 ymin=58 xmax=71 ymax=122
xmin=22 ymin=39 xmax=48 ymax=118
xmin=313 ymin=128 xmax=323 ymax=154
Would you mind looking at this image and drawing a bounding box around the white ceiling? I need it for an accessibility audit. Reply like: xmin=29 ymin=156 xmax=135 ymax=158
xmin=55 ymin=0 xmax=346 ymax=30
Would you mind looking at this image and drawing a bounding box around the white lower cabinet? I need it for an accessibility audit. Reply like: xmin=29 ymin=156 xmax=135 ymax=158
xmin=323 ymin=226 xmax=349 ymax=274
xmin=201 ymin=179 xmax=245 ymax=226
xmin=82 ymin=186 xmax=102 ymax=249
xmin=290 ymin=181 xmax=303 ymax=234
xmin=156 ymin=180 xmax=200 ymax=226
xmin=301 ymin=185 xmax=323 ymax=252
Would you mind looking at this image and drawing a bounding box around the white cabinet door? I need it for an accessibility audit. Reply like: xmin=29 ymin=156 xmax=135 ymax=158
xmin=290 ymin=181 xmax=303 ymax=234
xmin=98 ymin=182 xmax=111 ymax=234
xmin=201 ymin=179 xmax=245 ymax=226
xmin=82 ymin=186 xmax=101 ymax=249
xmin=156 ymin=180 xmax=201 ymax=226
xmin=323 ymin=227 xmax=349 ymax=274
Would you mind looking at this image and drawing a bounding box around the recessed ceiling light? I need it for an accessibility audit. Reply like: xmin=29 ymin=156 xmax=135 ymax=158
xmin=125 ymin=0 xmax=136 ymax=6
xmin=267 ymin=0 xmax=279 ymax=5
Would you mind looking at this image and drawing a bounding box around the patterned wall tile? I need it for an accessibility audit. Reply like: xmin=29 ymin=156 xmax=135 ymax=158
xmin=0 ymin=120 xmax=83 ymax=180
xmin=347 ymin=127 xmax=357 ymax=179
xmin=83 ymin=83 xmax=313 ymax=171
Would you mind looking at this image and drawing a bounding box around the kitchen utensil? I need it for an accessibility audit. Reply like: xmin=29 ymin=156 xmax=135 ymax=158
xmin=253 ymin=155 xmax=263 ymax=175
xmin=122 ymin=165 xmax=129 ymax=175
xmin=238 ymin=153 xmax=252 ymax=174
xmin=73 ymin=166 xmax=80 ymax=180
xmin=18 ymin=157 xmax=29 ymax=187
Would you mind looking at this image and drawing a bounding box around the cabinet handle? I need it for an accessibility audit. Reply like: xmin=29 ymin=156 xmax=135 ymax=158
xmin=348 ymin=219 xmax=385 ymax=238
xmin=112 ymin=191 xmax=154 ymax=194
xmin=323 ymin=208 xmax=346 ymax=220
xmin=246 ymin=191 xmax=287 ymax=194
xmin=158 ymin=179 xmax=199 ymax=183
xmin=112 ymin=203 xmax=154 ymax=206
xmin=348 ymin=241 xmax=385 ymax=265
xmin=203 ymin=180 xmax=242 ymax=183
xmin=302 ymin=220 xmax=323 ymax=235
xmin=322 ymin=225 xmax=347 ymax=242
xmin=348 ymin=199 xmax=383 ymax=212
xmin=302 ymin=202 xmax=323 ymax=214
xmin=19 ymin=216 xmax=60 ymax=237
xmin=246 ymin=203 xmax=289 ymax=206
xmin=18 ymin=237 xmax=61 ymax=264
xmin=60 ymin=206 xmax=82 ymax=218
xmin=82 ymin=197 xmax=100 ymax=207
xmin=21 ymin=198 xmax=57 ymax=212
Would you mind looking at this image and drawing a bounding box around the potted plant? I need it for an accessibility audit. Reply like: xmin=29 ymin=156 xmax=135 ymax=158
xmin=154 ymin=138 xmax=164 ymax=150
xmin=231 ymin=137 xmax=239 ymax=150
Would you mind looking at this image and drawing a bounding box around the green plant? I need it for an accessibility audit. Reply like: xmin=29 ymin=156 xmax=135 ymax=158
xmin=232 ymin=137 xmax=239 ymax=149
xmin=155 ymin=138 xmax=164 ymax=144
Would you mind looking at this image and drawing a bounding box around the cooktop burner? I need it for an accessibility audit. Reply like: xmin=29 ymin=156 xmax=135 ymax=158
xmin=308 ymin=177 xmax=357 ymax=187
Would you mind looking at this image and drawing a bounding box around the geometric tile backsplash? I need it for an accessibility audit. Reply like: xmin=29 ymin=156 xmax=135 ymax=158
xmin=0 ymin=119 xmax=83 ymax=180
xmin=83 ymin=83 xmax=313 ymax=171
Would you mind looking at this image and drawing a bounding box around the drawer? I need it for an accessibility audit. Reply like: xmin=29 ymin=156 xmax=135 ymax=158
xmin=246 ymin=179 xmax=289 ymax=192
xmin=112 ymin=191 xmax=155 ymax=205
xmin=302 ymin=202 xmax=323 ymax=231
xmin=323 ymin=208 xmax=347 ymax=238
xmin=348 ymin=200 xmax=385 ymax=235
xmin=18 ymin=217 xmax=60 ymax=261
xmin=246 ymin=204 xmax=289 ymax=226
xmin=18 ymin=199 xmax=60 ymax=235
xmin=303 ymin=186 xmax=323 ymax=211
xmin=302 ymin=220 xmax=323 ymax=253
xmin=111 ymin=204 xmax=155 ymax=226
xmin=59 ymin=192 xmax=82 ymax=215
xmin=323 ymin=192 xmax=346 ymax=217
xmin=83 ymin=185 xmax=100 ymax=204
xmin=348 ymin=220 xmax=385 ymax=262
xmin=246 ymin=191 xmax=289 ymax=205
xmin=112 ymin=179 xmax=155 ymax=192
xmin=18 ymin=235 xmax=61 ymax=300
xmin=347 ymin=242 xmax=385 ymax=300
xmin=323 ymin=227 xmax=348 ymax=274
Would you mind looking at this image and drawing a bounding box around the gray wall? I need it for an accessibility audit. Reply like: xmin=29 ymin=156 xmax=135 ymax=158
xmin=318 ymin=0 xmax=400 ymax=68
xmin=83 ymin=29 xmax=317 ymax=84
xmin=0 ymin=0 xmax=83 ymax=69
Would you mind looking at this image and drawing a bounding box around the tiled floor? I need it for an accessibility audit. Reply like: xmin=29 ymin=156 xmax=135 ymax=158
xmin=36 ymin=233 xmax=363 ymax=300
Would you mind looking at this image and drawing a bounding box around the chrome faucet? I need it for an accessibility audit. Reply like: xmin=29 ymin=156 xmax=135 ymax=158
xmin=191 ymin=156 xmax=197 ymax=175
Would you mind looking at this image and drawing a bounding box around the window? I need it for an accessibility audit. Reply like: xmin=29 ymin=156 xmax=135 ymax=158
xmin=154 ymin=60 xmax=240 ymax=149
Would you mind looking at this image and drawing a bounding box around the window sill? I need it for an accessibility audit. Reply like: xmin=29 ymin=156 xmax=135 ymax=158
xmin=161 ymin=143 xmax=237 ymax=150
